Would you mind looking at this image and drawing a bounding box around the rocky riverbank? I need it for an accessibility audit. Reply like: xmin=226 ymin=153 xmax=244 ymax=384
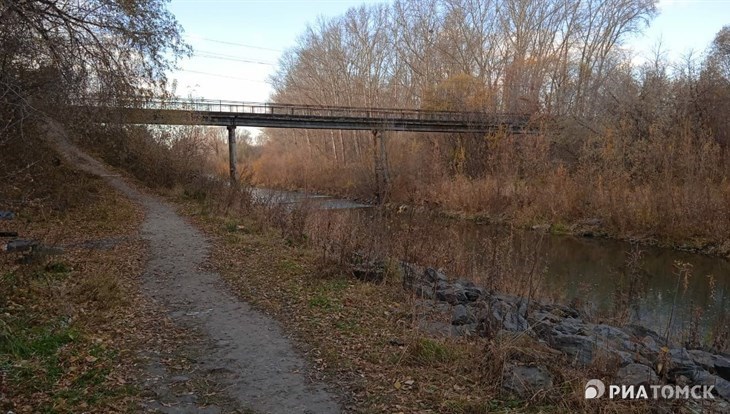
xmin=357 ymin=260 xmax=730 ymax=406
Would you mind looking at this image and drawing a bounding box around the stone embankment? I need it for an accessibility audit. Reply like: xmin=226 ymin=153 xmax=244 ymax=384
xmin=356 ymin=260 xmax=730 ymax=405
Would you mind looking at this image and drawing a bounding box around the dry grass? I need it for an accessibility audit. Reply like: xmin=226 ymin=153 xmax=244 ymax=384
xmin=0 ymin=146 xmax=145 ymax=412
xmin=171 ymin=189 xmax=685 ymax=413
xmin=0 ymin=136 xmax=226 ymax=413
xmin=252 ymin=125 xmax=730 ymax=257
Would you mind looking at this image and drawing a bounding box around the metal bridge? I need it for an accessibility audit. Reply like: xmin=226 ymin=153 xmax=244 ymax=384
xmin=94 ymin=99 xmax=532 ymax=133
xmin=90 ymin=99 xmax=535 ymax=201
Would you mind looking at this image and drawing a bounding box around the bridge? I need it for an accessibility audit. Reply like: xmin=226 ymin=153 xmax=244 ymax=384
xmin=93 ymin=99 xmax=532 ymax=133
xmin=90 ymin=99 xmax=535 ymax=201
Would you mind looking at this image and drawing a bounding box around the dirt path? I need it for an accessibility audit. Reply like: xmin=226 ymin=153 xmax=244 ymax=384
xmin=46 ymin=121 xmax=342 ymax=414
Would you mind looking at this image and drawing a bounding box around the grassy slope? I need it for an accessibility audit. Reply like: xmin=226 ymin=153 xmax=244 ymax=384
xmin=0 ymin=142 xmax=225 ymax=414
xmin=0 ymin=155 xmax=149 ymax=413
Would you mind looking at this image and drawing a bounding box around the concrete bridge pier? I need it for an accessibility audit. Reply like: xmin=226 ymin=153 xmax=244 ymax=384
xmin=372 ymin=129 xmax=390 ymax=204
xmin=227 ymin=124 xmax=237 ymax=184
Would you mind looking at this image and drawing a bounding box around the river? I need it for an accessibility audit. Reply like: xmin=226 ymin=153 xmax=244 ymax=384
xmin=251 ymin=188 xmax=730 ymax=343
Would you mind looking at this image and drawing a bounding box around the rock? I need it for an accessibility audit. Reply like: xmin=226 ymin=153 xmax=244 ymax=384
xmin=413 ymin=284 xmax=435 ymax=300
xmin=400 ymin=262 xmax=420 ymax=289
xmin=621 ymin=324 xmax=663 ymax=361
xmin=610 ymin=348 xmax=639 ymax=366
xmin=452 ymin=304 xmax=475 ymax=326
xmin=688 ymin=349 xmax=717 ymax=372
xmin=715 ymin=357 xmax=730 ymax=382
xmin=550 ymin=334 xmax=596 ymax=366
xmin=689 ymin=369 xmax=730 ymax=401
xmin=540 ymin=303 xmax=580 ymax=319
xmin=488 ymin=298 xmax=528 ymax=332
xmin=623 ymin=324 xmax=664 ymax=345
xmin=530 ymin=310 xmax=561 ymax=325
xmin=593 ymin=324 xmax=630 ymax=342
xmin=668 ymin=348 xmax=709 ymax=384
xmin=715 ymin=377 xmax=730 ymax=401
xmin=417 ymin=320 xmax=452 ymax=337
xmin=352 ymin=260 xmax=385 ymax=283
xmin=436 ymin=286 xmax=468 ymax=305
xmin=615 ymin=363 xmax=658 ymax=386
xmin=670 ymin=348 xmax=698 ymax=370
xmin=0 ymin=211 xmax=14 ymax=220
xmin=502 ymin=364 xmax=553 ymax=398
xmin=683 ymin=352 xmax=730 ymax=383
xmin=398 ymin=260 xmax=730 ymax=398
xmin=554 ymin=317 xmax=589 ymax=336
xmin=447 ymin=281 xmax=483 ymax=303
xmin=699 ymin=399 xmax=730 ymax=414
xmin=463 ymin=286 xmax=484 ymax=302
xmin=3 ymin=239 xmax=38 ymax=252
xmin=424 ymin=267 xmax=447 ymax=284
xmin=592 ymin=324 xmax=650 ymax=362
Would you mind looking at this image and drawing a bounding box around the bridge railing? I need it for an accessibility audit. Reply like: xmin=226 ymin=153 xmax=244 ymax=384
xmin=127 ymin=99 xmax=529 ymax=125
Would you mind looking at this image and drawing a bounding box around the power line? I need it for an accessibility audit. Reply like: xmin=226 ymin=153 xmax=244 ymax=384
xmin=194 ymin=49 xmax=277 ymax=64
xmin=177 ymin=69 xmax=270 ymax=83
xmin=193 ymin=52 xmax=276 ymax=66
xmin=199 ymin=37 xmax=283 ymax=52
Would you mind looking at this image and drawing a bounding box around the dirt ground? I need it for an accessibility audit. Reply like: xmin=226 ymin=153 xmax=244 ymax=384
xmin=45 ymin=120 xmax=342 ymax=414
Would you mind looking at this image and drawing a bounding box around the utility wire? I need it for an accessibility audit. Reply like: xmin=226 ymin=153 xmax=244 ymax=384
xmin=200 ymin=37 xmax=283 ymax=52
xmin=177 ymin=69 xmax=270 ymax=83
xmin=193 ymin=49 xmax=277 ymax=65
xmin=193 ymin=52 xmax=276 ymax=65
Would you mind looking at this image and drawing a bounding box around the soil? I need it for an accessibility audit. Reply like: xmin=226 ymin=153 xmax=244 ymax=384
xmin=45 ymin=120 xmax=342 ymax=414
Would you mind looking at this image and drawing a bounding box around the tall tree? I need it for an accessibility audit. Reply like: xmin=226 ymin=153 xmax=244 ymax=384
xmin=0 ymin=0 xmax=188 ymax=107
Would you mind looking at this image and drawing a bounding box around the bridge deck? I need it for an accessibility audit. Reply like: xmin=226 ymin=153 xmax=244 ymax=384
xmin=91 ymin=99 xmax=533 ymax=133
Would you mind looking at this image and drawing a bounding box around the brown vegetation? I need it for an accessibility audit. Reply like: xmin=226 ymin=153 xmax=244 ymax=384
xmin=2 ymin=0 xmax=729 ymax=412
xmin=0 ymin=135 xmax=145 ymax=412
xmin=252 ymin=0 xmax=730 ymax=254
xmin=172 ymin=184 xmax=705 ymax=413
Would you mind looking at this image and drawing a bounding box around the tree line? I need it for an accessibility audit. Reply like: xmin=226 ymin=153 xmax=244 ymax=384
xmin=255 ymin=0 xmax=730 ymax=250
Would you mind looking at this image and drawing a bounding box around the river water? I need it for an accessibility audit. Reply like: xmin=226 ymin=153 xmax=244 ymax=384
xmin=251 ymin=188 xmax=730 ymax=343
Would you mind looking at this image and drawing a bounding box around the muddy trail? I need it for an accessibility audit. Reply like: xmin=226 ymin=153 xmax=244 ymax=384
xmin=45 ymin=121 xmax=342 ymax=414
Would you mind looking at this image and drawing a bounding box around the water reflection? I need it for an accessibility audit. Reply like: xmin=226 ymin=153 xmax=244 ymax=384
xmin=250 ymin=188 xmax=369 ymax=210
xmin=253 ymin=188 xmax=730 ymax=341
xmin=314 ymin=208 xmax=729 ymax=341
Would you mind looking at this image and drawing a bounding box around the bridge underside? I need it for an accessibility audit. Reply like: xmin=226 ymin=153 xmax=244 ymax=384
xmin=85 ymin=102 xmax=535 ymax=198
xmin=95 ymin=107 xmax=530 ymax=133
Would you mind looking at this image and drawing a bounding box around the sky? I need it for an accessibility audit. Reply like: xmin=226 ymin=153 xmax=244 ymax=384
xmin=167 ymin=0 xmax=730 ymax=104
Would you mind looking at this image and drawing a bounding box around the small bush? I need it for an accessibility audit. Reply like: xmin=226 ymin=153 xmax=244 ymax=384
xmin=405 ymin=338 xmax=457 ymax=366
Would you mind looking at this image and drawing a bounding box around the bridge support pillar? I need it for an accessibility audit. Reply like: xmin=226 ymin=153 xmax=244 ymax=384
xmin=372 ymin=129 xmax=389 ymax=204
xmin=227 ymin=125 xmax=237 ymax=184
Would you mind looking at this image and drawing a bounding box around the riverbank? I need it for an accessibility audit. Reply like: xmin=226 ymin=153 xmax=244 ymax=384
xmin=171 ymin=184 xmax=730 ymax=413
xmin=432 ymin=205 xmax=730 ymax=260
xmin=252 ymin=183 xmax=730 ymax=259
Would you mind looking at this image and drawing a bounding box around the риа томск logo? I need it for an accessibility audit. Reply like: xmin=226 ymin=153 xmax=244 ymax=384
xmin=584 ymin=379 xmax=714 ymax=400
xmin=585 ymin=379 xmax=606 ymax=399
